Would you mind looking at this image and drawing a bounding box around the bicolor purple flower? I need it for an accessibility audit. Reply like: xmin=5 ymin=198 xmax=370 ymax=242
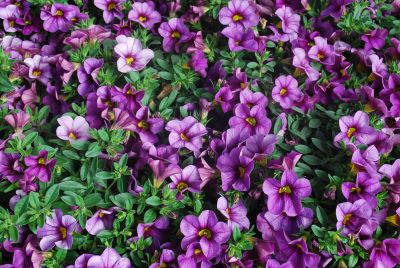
xmin=362 ymin=29 xmax=388 ymax=51
xmin=87 ymin=248 xmax=131 ymax=268
xmin=336 ymin=199 xmax=373 ymax=235
xmin=334 ymin=111 xmax=376 ymax=146
xmin=308 ymin=37 xmax=335 ymax=65
xmin=165 ymin=116 xmax=207 ymax=152
xmin=24 ymin=55 xmax=51 ymax=85
xmin=272 ymin=75 xmax=303 ymax=109
xmin=158 ymin=18 xmax=192 ymax=52
xmin=0 ymin=152 xmax=23 ymax=183
xmin=77 ymin=58 xmax=103 ymax=97
xmin=0 ymin=4 xmax=20 ymax=32
xmin=363 ymin=238 xmax=400 ymax=268
xmin=37 ymin=209 xmax=77 ymax=251
xmin=94 ymin=0 xmax=124 ymax=24
xmin=229 ymin=104 xmax=271 ymax=136
xmin=85 ymin=208 xmax=116 ymax=235
xmin=128 ymin=2 xmax=161 ymax=30
xmin=217 ymin=147 xmax=254 ymax=191
xmin=263 ymin=170 xmax=311 ymax=216
xmin=275 ymin=5 xmax=300 ymax=40
xmin=221 ymin=26 xmax=258 ymax=52
xmin=217 ymin=196 xmax=250 ymax=230
xmin=180 ymin=210 xmax=231 ymax=259
xmin=242 ymin=134 xmax=277 ymax=161
xmin=169 ymin=165 xmax=202 ymax=200
xmin=24 ymin=150 xmax=56 ymax=183
xmin=292 ymin=48 xmax=320 ymax=81
xmin=131 ymin=106 xmax=163 ymax=144
xmin=342 ymin=172 xmax=381 ymax=208
xmin=114 ymin=35 xmax=154 ymax=73
xmin=56 ymin=115 xmax=91 ymax=142
xmin=40 ymin=3 xmax=75 ymax=32
xmin=218 ymin=0 xmax=259 ymax=28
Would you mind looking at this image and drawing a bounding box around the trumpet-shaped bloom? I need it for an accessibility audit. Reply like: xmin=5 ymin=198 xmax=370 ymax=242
xmin=56 ymin=115 xmax=91 ymax=142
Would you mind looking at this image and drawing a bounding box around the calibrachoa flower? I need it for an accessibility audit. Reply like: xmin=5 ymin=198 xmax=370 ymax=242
xmin=0 ymin=4 xmax=20 ymax=32
xmin=128 ymin=2 xmax=161 ymax=30
xmin=113 ymin=35 xmax=154 ymax=73
xmin=37 ymin=209 xmax=78 ymax=251
xmin=24 ymin=150 xmax=56 ymax=183
xmin=180 ymin=210 xmax=231 ymax=259
xmin=158 ymin=18 xmax=192 ymax=52
xmin=169 ymin=165 xmax=202 ymax=200
xmin=364 ymin=238 xmax=400 ymax=268
xmin=272 ymin=75 xmax=303 ymax=109
xmin=87 ymin=248 xmax=131 ymax=268
xmin=85 ymin=208 xmax=116 ymax=235
xmin=165 ymin=116 xmax=207 ymax=152
xmin=275 ymin=5 xmax=300 ymax=40
xmin=56 ymin=115 xmax=91 ymax=142
xmin=40 ymin=3 xmax=76 ymax=33
xmin=263 ymin=170 xmax=311 ymax=216
xmin=24 ymin=55 xmax=51 ymax=85
xmin=334 ymin=111 xmax=376 ymax=146
xmin=217 ymin=196 xmax=250 ymax=230
xmin=218 ymin=0 xmax=259 ymax=28
xmin=131 ymin=106 xmax=164 ymax=144
xmin=336 ymin=199 xmax=373 ymax=235
xmin=94 ymin=0 xmax=124 ymax=24
xmin=229 ymin=104 xmax=271 ymax=135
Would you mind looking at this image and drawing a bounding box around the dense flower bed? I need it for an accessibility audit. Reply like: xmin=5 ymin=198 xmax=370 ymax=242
xmin=0 ymin=0 xmax=400 ymax=267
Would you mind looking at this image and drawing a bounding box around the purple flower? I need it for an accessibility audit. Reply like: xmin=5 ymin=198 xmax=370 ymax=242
xmin=77 ymin=58 xmax=103 ymax=97
xmin=221 ymin=26 xmax=258 ymax=52
xmin=87 ymin=248 xmax=131 ymax=268
xmin=128 ymin=2 xmax=161 ymax=29
xmin=308 ymin=37 xmax=335 ymax=65
xmin=336 ymin=199 xmax=373 ymax=235
xmin=149 ymin=249 xmax=176 ymax=268
xmin=131 ymin=106 xmax=164 ymax=144
xmin=217 ymin=147 xmax=254 ymax=192
xmin=229 ymin=104 xmax=271 ymax=136
xmin=242 ymin=134 xmax=277 ymax=161
xmin=94 ymin=0 xmax=124 ymax=24
xmin=263 ymin=170 xmax=311 ymax=216
xmin=114 ymin=35 xmax=154 ymax=73
xmin=275 ymin=5 xmax=300 ymax=40
xmin=217 ymin=196 xmax=250 ymax=230
xmin=0 ymin=4 xmax=20 ymax=32
xmin=362 ymin=29 xmax=388 ymax=51
xmin=178 ymin=242 xmax=212 ymax=268
xmin=85 ymin=208 xmax=116 ymax=235
xmin=40 ymin=3 xmax=75 ymax=32
xmin=137 ymin=217 xmax=169 ymax=249
xmin=263 ymin=207 xmax=314 ymax=235
xmin=379 ymin=159 xmax=400 ymax=203
xmin=66 ymin=254 xmax=94 ymax=268
xmin=24 ymin=55 xmax=51 ymax=85
xmin=180 ymin=210 xmax=231 ymax=259
xmin=0 ymin=152 xmax=23 ymax=183
xmin=158 ymin=18 xmax=192 ymax=52
xmin=215 ymin=86 xmax=234 ymax=113
xmin=334 ymin=111 xmax=376 ymax=146
xmin=364 ymin=238 xmax=400 ymax=268
xmin=351 ymin=146 xmax=380 ymax=176
xmin=218 ymin=0 xmax=259 ymax=28
xmin=272 ymin=75 xmax=303 ymax=109
xmin=24 ymin=150 xmax=56 ymax=183
xmin=342 ymin=172 xmax=381 ymax=208
xmin=5 ymin=110 xmax=30 ymax=138
xmin=56 ymin=115 xmax=91 ymax=142
xmin=37 ymin=209 xmax=77 ymax=251
xmin=292 ymin=48 xmax=320 ymax=82
xmin=189 ymin=50 xmax=208 ymax=78
xmin=165 ymin=116 xmax=207 ymax=152
xmin=169 ymin=165 xmax=202 ymax=200
xmin=240 ymin=89 xmax=268 ymax=108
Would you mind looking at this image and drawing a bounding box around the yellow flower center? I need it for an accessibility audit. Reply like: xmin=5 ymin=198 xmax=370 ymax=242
xmin=9 ymin=20 xmax=15 ymax=27
xmin=279 ymin=88 xmax=287 ymax=96
xmin=180 ymin=132 xmax=190 ymax=142
xmin=126 ymin=57 xmax=134 ymax=65
xmin=99 ymin=211 xmax=104 ymax=218
xmin=38 ymin=158 xmax=46 ymax=165
xmin=238 ymin=166 xmax=245 ymax=178
xmin=245 ymin=117 xmax=257 ymax=127
xmin=386 ymin=215 xmax=400 ymax=227
xmin=139 ymin=16 xmax=147 ymax=22
xmin=177 ymin=182 xmax=188 ymax=192
xmin=59 ymin=227 xmax=67 ymax=239
xmin=108 ymin=3 xmax=116 ymax=11
xmin=317 ymin=53 xmax=325 ymax=60
xmin=171 ymin=31 xmax=181 ymax=39
xmin=32 ymin=69 xmax=42 ymax=77
xmin=55 ymin=10 xmax=64 ymax=16
xmin=232 ymin=14 xmax=243 ymax=22
xmin=68 ymin=132 xmax=77 ymax=140
xmin=343 ymin=213 xmax=352 ymax=225
xmin=340 ymin=69 xmax=346 ymax=77
xmin=198 ymin=228 xmax=212 ymax=239
xmin=194 ymin=249 xmax=203 ymax=255
xmin=279 ymin=185 xmax=292 ymax=194
xmin=138 ymin=120 xmax=149 ymax=130
xmin=350 ymin=187 xmax=361 ymax=193
xmin=157 ymin=262 xmax=167 ymax=268
xmin=347 ymin=127 xmax=356 ymax=138
xmin=25 ymin=20 xmax=32 ymax=25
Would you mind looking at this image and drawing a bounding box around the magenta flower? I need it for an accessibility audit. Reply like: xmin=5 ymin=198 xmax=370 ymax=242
xmin=221 ymin=26 xmax=258 ymax=52
xmin=37 ymin=209 xmax=78 ymax=251
xmin=275 ymin=5 xmax=300 ymax=40
xmin=87 ymin=248 xmax=131 ymax=268
xmin=114 ymin=35 xmax=154 ymax=73
xmin=178 ymin=242 xmax=212 ymax=267
xmin=24 ymin=150 xmax=56 ymax=183
xmin=242 ymin=134 xmax=277 ymax=161
xmin=362 ymin=29 xmax=388 ymax=51
xmin=336 ymin=199 xmax=373 ymax=235
xmin=342 ymin=172 xmax=381 ymax=208
xmin=263 ymin=170 xmax=311 ymax=216
xmin=0 ymin=152 xmax=23 ymax=183
xmin=229 ymin=104 xmax=271 ymax=135
xmin=334 ymin=111 xmax=376 ymax=146
xmin=149 ymin=249 xmax=176 ymax=268
xmin=180 ymin=210 xmax=231 ymax=259
xmin=308 ymin=36 xmax=335 ymax=65
xmin=0 ymin=4 xmax=20 ymax=32
xmin=169 ymin=165 xmax=202 ymax=200
xmin=218 ymin=0 xmax=259 ymax=28
xmin=165 ymin=116 xmax=207 ymax=152
xmin=56 ymin=115 xmax=91 ymax=142
xmin=128 ymin=2 xmax=161 ymax=29
xmin=85 ymin=208 xmax=116 ymax=235
xmin=131 ymin=106 xmax=164 ymax=144
xmin=272 ymin=75 xmax=303 ymax=109
xmin=217 ymin=147 xmax=254 ymax=192
xmin=158 ymin=18 xmax=192 ymax=52
xmin=40 ymin=3 xmax=75 ymax=32
xmin=292 ymin=48 xmax=320 ymax=81
xmin=24 ymin=55 xmax=51 ymax=85
xmin=94 ymin=0 xmax=124 ymax=24
xmin=364 ymin=238 xmax=400 ymax=268
xmin=215 ymin=86 xmax=234 ymax=113
xmin=217 ymin=196 xmax=250 ymax=231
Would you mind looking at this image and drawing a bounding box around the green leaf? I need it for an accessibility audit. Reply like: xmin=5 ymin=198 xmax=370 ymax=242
xmin=45 ymin=184 xmax=60 ymax=206
xmin=22 ymin=132 xmax=38 ymax=148
xmin=233 ymin=226 xmax=241 ymax=242
xmin=294 ymin=145 xmax=312 ymax=154
xmin=302 ymin=155 xmax=321 ymax=166
xmin=59 ymin=181 xmax=86 ymax=191
xmin=308 ymin=118 xmax=321 ymax=128
xmin=29 ymin=192 xmax=40 ymax=209
xmin=146 ymin=196 xmax=161 ymax=206
xmin=62 ymin=150 xmax=81 ymax=161
xmin=85 ymin=143 xmax=101 ymax=157
xmin=9 ymin=226 xmax=19 ymax=242
xmin=144 ymin=208 xmax=157 ymax=223
xmin=311 ymin=225 xmax=324 ymax=238
xmin=348 ymin=255 xmax=358 ymax=268
xmin=159 ymin=71 xmax=173 ymax=80
xmin=70 ymin=141 xmax=90 ymax=151
xmin=316 ymin=206 xmax=328 ymax=226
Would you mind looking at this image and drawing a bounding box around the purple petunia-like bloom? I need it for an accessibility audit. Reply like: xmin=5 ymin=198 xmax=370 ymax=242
xmin=229 ymin=104 xmax=271 ymax=136
xmin=158 ymin=18 xmax=193 ymax=53
xmin=56 ymin=115 xmax=91 ymax=142
xmin=0 ymin=152 xmax=23 ymax=183
xmin=113 ymin=35 xmax=154 ymax=73
xmin=149 ymin=249 xmax=176 ymax=268
xmin=24 ymin=150 xmax=56 ymax=183
xmin=128 ymin=2 xmax=161 ymax=30
xmin=363 ymin=238 xmax=400 ymax=268
xmin=362 ymin=29 xmax=388 ymax=52
xmin=40 ymin=3 xmax=76 ymax=33
xmin=180 ymin=210 xmax=231 ymax=259
xmin=77 ymin=58 xmax=104 ymax=97
xmin=221 ymin=26 xmax=258 ymax=52
xmin=85 ymin=208 xmax=116 ymax=235
xmin=37 ymin=209 xmax=78 ymax=251
xmin=272 ymin=75 xmax=303 ymax=109
xmin=308 ymin=36 xmax=336 ymax=66
xmin=217 ymin=196 xmax=250 ymax=231
xmin=0 ymin=4 xmax=20 ymax=32
xmin=263 ymin=170 xmax=311 ymax=217
xmin=218 ymin=0 xmax=259 ymax=28
xmin=217 ymin=147 xmax=254 ymax=192
xmin=131 ymin=106 xmax=164 ymax=144
xmin=336 ymin=199 xmax=373 ymax=235
xmin=24 ymin=55 xmax=51 ymax=85
xmin=87 ymin=248 xmax=131 ymax=268
xmin=275 ymin=5 xmax=300 ymax=41
xmin=165 ymin=116 xmax=207 ymax=152
xmin=242 ymin=133 xmax=277 ymax=161
xmin=169 ymin=165 xmax=202 ymax=200
xmin=334 ymin=111 xmax=376 ymax=146
xmin=341 ymin=172 xmax=381 ymax=208
xmin=94 ymin=0 xmax=124 ymax=24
